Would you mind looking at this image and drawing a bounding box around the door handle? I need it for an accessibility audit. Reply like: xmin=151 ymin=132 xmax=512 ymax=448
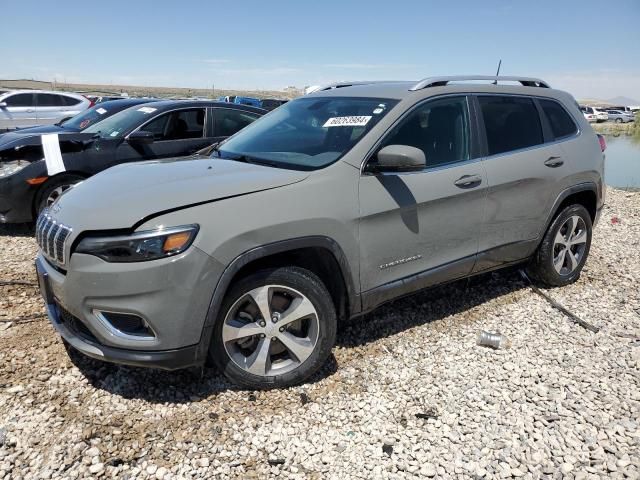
xmin=544 ymin=156 xmax=564 ymax=168
xmin=454 ymin=174 xmax=482 ymax=188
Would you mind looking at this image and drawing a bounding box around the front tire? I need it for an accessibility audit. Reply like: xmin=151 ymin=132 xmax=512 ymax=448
xmin=209 ymin=267 xmax=337 ymax=389
xmin=527 ymin=204 xmax=592 ymax=287
xmin=35 ymin=174 xmax=84 ymax=215
xmin=615 ymin=118 xmax=623 ymax=124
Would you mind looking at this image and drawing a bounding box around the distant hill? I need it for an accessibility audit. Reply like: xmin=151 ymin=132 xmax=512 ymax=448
xmin=607 ymin=96 xmax=639 ymax=106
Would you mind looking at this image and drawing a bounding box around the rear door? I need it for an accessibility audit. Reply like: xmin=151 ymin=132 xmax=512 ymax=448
xmin=473 ymin=94 xmax=567 ymax=271
xmin=211 ymin=107 xmax=261 ymax=143
xmin=35 ymin=93 xmax=67 ymax=124
xmin=358 ymin=95 xmax=487 ymax=293
xmin=0 ymin=93 xmax=37 ymax=129
xmin=116 ymin=107 xmax=210 ymax=162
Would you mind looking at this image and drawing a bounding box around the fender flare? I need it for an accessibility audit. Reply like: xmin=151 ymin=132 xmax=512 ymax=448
xmin=541 ymin=182 xmax=598 ymax=235
xmin=193 ymin=236 xmax=359 ymax=363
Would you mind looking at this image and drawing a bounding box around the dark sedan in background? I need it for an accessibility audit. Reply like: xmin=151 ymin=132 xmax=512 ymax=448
xmin=0 ymin=101 xmax=265 ymax=222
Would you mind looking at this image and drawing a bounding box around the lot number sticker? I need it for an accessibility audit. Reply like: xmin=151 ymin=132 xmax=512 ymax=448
xmin=323 ymin=116 xmax=371 ymax=128
xmin=137 ymin=107 xmax=157 ymax=114
xmin=96 ymin=107 xmax=107 ymax=115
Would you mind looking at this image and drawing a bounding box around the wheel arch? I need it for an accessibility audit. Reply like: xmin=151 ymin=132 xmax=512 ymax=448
xmin=194 ymin=236 xmax=359 ymax=364
xmin=543 ymin=183 xmax=598 ymax=235
xmin=32 ymin=171 xmax=88 ymax=216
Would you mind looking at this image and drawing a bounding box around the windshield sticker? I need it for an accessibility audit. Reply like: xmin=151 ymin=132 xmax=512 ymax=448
xmin=373 ymin=103 xmax=387 ymax=115
xmin=137 ymin=107 xmax=157 ymax=114
xmin=323 ymin=116 xmax=371 ymax=128
xmin=96 ymin=107 xmax=107 ymax=115
xmin=41 ymin=134 xmax=66 ymax=176
xmin=110 ymin=131 xmax=119 ymax=137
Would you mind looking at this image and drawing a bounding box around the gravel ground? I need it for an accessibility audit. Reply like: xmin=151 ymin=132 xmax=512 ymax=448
xmin=0 ymin=189 xmax=638 ymax=479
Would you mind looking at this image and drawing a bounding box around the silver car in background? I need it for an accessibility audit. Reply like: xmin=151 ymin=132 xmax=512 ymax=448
xmin=606 ymin=110 xmax=635 ymax=123
xmin=0 ymin=90 xmax=91 ymax=131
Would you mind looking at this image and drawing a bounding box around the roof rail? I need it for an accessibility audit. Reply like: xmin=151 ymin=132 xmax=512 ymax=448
xmin=315 ymin=80 xmax=398 ymax=92
xmin=409 ymin=76 xmax=551 ymax=91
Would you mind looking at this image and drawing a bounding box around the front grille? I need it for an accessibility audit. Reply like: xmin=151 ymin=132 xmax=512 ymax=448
xmin=36 ymin=210 xmax=72 ymax=265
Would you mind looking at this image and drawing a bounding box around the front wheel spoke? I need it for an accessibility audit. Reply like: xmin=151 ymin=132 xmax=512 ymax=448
xmin=554 ymin=230 xmax=567 ymax=247
xmin=554 ymin=248 xmax=567 ymax=273
xmin=565 ymin=216 xmax=578 ymax=240
xmin=245 ymin=337 xmax=271 ymax=375
xmin=566 ymin=249 xmax=579 ymax=271
xmin=247 ymin=286 xmax=272 ymax=322
xmin=570 ymin=229 xmax=587 ymax=245
xmin=279 ymin=296 xmax=316 ymax=326
xmin=277 ymin=331 xmax=314 ymax=363
xmin=222 ymin=319 xmax=263 ymax=343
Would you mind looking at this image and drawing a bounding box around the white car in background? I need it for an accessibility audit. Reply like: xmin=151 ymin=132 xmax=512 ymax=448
xmin=0 ymin=90 xmax=91 ymax=131
xmin=582 ymin=111 xmax=597 ymax=123
xmin=580 ymin=106 xmax=608 ymax=123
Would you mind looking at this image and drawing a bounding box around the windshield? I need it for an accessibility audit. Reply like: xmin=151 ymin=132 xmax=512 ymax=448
xmin=83 ymin=104 xmax=161 ymax=138
xmin=62 ymin=103 xmax=124 ymax=130
xmin=216 ymin=96 xmax=398 ymax=170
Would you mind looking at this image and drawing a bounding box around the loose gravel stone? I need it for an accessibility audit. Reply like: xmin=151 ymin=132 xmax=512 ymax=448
xmin=0 ymin=189 xmax=639 ymax=479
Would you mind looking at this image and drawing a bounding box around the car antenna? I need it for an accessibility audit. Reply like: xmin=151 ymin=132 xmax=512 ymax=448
xmin=493 ymin=59 xmax=502 ymax=85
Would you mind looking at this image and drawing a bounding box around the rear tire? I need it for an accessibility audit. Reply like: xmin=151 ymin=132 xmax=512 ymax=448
xmin=209 ymin=267 xmax=337 ymax=389
xmin=526 ymin=204 xmax=592 ymax=287
xmin=35 ymin=174 xmax=84 ymax=215
xmin=615 ymin=118 xmax=623 ymax=124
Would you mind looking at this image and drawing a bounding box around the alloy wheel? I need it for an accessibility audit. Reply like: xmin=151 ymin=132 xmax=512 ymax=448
xmin=222 ymin=285 xmax=320 ymax=377
xmin=46 ymin=185 xmax=74 ymax=208
xmin=552 ymin=215 xmax=588 ymax=275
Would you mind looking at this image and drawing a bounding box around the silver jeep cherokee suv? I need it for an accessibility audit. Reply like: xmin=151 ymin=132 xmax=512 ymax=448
xmin=35 ymin=76 xmax=605 ymax=389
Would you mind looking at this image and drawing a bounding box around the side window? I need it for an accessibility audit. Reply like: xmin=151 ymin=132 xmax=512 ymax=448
xmin=36 ymin=94 xmax=65 ymax=107
xmin=141 ymin=108 xmax=205 ymax=141
xmin=141 ymin=113 xmax=172 ymax=139
xmin=539 ymin=99 xmax=577 ymax=140
xmin=4 ymin=93 xmax=34 ymax=107
xmin=479 ymin=96 xmax=543 ymax=155
xmin=213 ymin=109 xmax=260 ymax=137
xmin=380 ymin=96 xmax=470 ymax=168
xmin=170 ymin=108 xmax=205 ymax=139
xmin=62 ymin=96 xmax=82 ymax=106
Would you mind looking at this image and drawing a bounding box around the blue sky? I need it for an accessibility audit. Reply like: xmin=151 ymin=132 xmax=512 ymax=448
xmin=1 ymin=0 xmax=639 ymax=99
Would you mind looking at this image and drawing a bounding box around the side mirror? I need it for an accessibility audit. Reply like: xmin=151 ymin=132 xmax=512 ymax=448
xmin=0 ymin=102 xmax=7 ymax=108
xmin=373 ymin=145 xmax=426 ymax=172
xmin=127 ymin=130 xmax=155 ymax=145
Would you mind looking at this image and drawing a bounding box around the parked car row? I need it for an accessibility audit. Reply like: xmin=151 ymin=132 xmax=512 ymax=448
xmin=217 ymin=95 xmax=288 ymax=111
xmin=580 ymin=105 xmax=636 ymax=123
xmin=0 ymin=100 xmax=265 ymax=222
xmin=30 ymin=75 xmax=606 ymax=389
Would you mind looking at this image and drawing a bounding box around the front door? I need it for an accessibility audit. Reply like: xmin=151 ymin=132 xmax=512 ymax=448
xmin=0 ymin=92 xmax=37 ymax=129
xmin=358 ymin=95 xmax=487 ymax=299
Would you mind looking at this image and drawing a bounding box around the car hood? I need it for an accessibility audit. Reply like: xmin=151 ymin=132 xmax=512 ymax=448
xmin=52 ymin=157 xmax=309 ymax=230
xmin=0 ymin=128 xmax=85 ymax=150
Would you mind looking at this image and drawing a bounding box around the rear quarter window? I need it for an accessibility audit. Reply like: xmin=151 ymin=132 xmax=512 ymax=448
xmin=479 ymin=96 xmax=543 ymax=155
xmin=539 ymin=99 xmax=578 ymax=140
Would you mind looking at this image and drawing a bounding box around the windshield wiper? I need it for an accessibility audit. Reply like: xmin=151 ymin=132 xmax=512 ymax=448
xmin=227 ymin=154 xmax=279 ymax=168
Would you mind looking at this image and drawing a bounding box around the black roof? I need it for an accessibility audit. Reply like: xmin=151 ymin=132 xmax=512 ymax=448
xmin=141 ymin=100 xmax=267 ymax=115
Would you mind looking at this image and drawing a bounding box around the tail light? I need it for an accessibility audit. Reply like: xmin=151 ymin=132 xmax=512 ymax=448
xmin=597 ymin=134 xmax=606 ymax=152
xmin=83 ymin=95 xmax=95 ymax=108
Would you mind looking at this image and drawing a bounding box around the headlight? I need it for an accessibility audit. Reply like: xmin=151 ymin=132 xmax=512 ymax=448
xmin=0 ymin=160 xmax=29 ymax=178
xmin=75 ymin=225 xmax=199 ymax=262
